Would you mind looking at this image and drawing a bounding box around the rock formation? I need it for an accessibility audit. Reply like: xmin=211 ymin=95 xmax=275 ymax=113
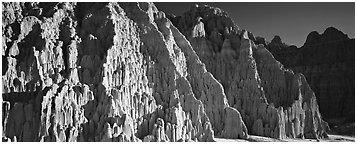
xmin=2 ymin=2 xmax=248 ymax=142
xmin=265 ymin=28 xmax=355 ymax=125
xmin=169 ymin=4 xmax=329 ymax=139
xmin=2 ymin=2 xmax=335 ymax=142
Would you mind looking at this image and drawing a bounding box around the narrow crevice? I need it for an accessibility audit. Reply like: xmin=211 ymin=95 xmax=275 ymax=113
xmin=58 ymin=18 xmax=71 ymax=77
xmin=2 ymin=57 xmax=9 ymax=75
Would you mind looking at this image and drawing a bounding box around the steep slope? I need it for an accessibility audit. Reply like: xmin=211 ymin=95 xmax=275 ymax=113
xmin=265 ymin=27 xmax=355 ymax=125
xmin=2 ymin=2 xmax=247 ymax=142
xmin=169 ymin=4 xmax=329 ymax=139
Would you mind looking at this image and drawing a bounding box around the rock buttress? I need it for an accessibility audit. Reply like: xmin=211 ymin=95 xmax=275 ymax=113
xmin=120 ymin=2 xmax=248 ymax=140
xmin=169 ymin=4 xmax=328 ymax=139
xmin=2 ymin=2 xmax=248 ymax=142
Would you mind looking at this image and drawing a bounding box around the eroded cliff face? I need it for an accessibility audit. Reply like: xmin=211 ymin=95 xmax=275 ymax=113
xmin=2 ymin=2 xmax=334 ymax=142
xmin=265 ymin=28 xmax=355 ymax=124
xmin=169 ymin=4 xmax=328 ymax=139
xmin=2 ymin=2 xmax=250 ymax=142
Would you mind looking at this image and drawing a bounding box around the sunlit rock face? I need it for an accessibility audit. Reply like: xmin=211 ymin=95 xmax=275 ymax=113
xmin=2 ymin=2 xmax=336 ymax=142
xmin=265 ymin=27 xmax=355 ymax=125
xmin=169 ymin=4 xmax=329 ymax=139
xmin=2 ymin=2 xmax=248 ymax=142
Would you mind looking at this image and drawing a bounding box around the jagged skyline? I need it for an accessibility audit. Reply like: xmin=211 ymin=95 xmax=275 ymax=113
xmin=155 ymin=2 xmax=355 ymax=47
xmin=2 ymin=2 xmax=353 ymax=142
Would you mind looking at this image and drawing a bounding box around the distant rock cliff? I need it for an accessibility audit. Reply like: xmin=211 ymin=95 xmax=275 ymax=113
xmin=2 ymin=2 xmax=331 ymax=142
xmin=265 ymin=27 xmax=355 ymax=125
xmin=169 ymin=4 xmax=328 ymax=139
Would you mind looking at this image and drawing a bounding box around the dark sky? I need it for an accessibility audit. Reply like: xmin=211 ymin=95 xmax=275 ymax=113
xmin=155 ymin=2 xmax=355 ymax=47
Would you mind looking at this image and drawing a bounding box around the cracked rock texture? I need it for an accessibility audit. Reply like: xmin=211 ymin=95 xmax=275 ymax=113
xmin=169 ymin=4 xmax=329 ymax=139
xmin=2 ymin=2 xmax=248 ymax=142
xmin=265 ymin=28 xmax=354 ymax=124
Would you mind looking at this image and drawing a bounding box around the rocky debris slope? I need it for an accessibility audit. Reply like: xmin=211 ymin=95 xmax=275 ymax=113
xmin=169 ymin=4 xmax=329 ymax=139
xmin=2 ymin=2 xmax=248 ymax=142
xmin=265 ymin=28 xmax=355 ymax=124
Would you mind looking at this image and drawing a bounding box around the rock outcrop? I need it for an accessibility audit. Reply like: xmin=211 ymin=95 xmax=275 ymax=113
xmin=169 ymin=4 xmax=329 ymax=139
xmin=265 ymin=27 xmax=355 ymax=125
xmin=2 ymin=2 xmax=338 ymax=142
xmin=2 ymin=2 xmax=247 ymax=142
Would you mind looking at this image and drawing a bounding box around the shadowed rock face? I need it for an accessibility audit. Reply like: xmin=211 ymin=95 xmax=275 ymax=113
xmin=2 ymin=2 xmax=248 ymax=142
xmin=169 ymin=4 xmax=328 ymax=139
xmin=265 ymin=27 xmax=355 ymax=125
